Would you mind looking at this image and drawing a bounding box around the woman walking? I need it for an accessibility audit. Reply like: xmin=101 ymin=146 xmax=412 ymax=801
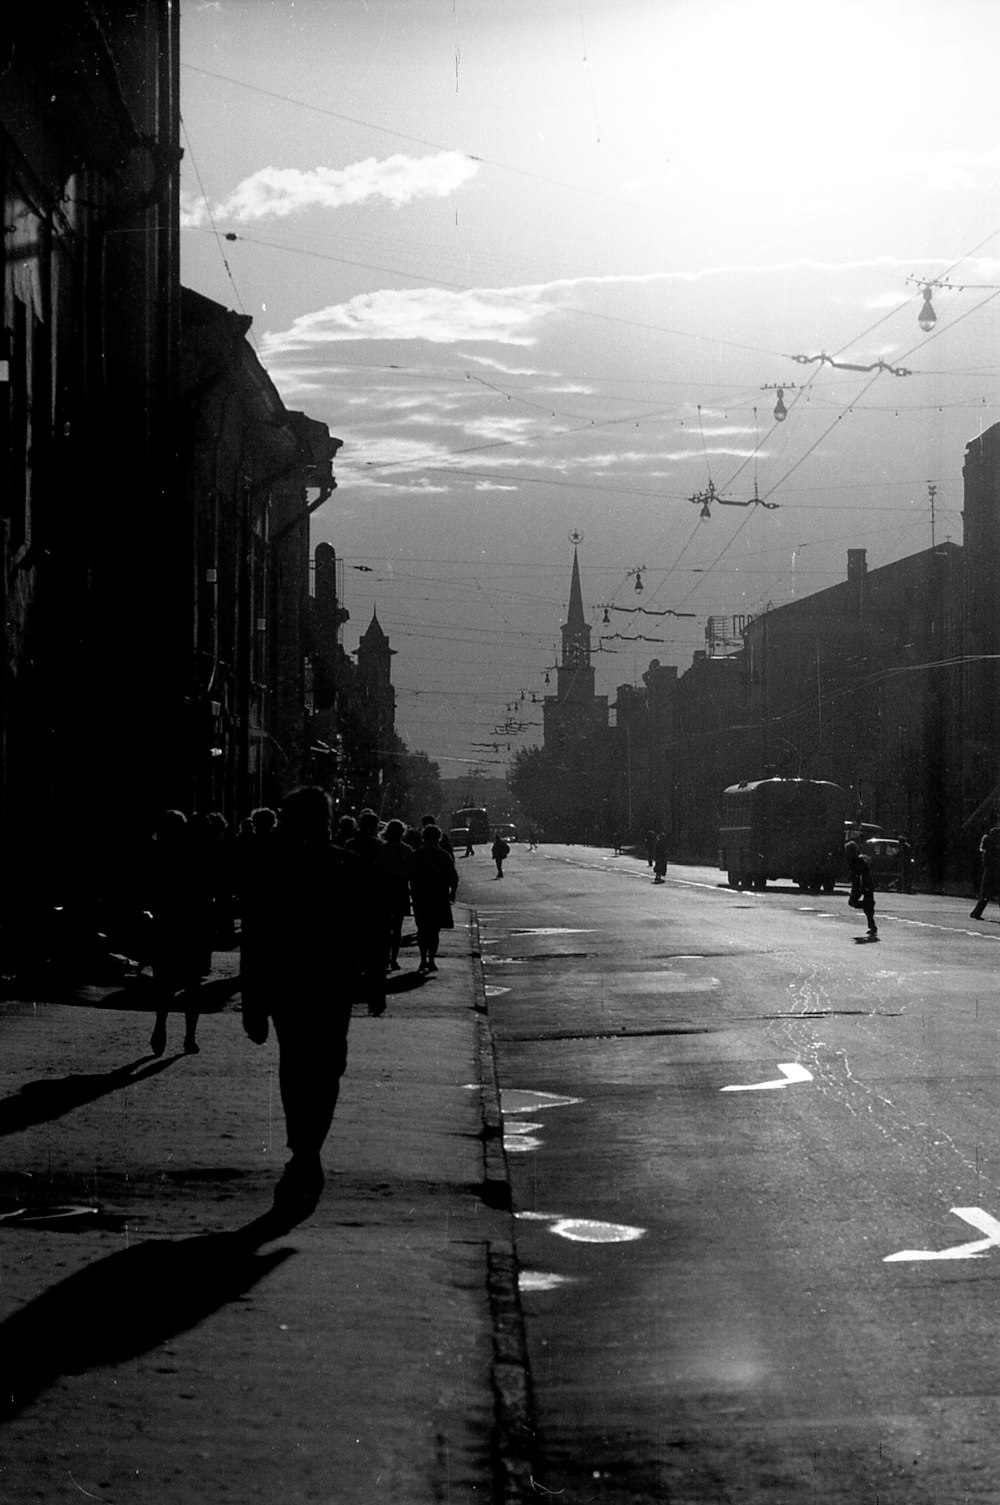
xmin=410 ymin=825 xmax=458 ymax=973
xmin=381 ymin=818 xmax=414 ymax=970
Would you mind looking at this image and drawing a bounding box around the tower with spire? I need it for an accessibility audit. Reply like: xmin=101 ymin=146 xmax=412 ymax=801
xmin=543 ymin=546 xmax=609 ymax=750
xmin=354 ymin=606 xmax=396 ymax=740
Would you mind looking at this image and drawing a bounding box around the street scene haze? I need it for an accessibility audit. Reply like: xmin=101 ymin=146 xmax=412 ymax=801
xmin=4 ymin=3 xmax=1000 ymax=1503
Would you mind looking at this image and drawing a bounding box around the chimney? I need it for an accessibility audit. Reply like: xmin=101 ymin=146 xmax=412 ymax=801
xmin=847 ymin=549 xmax=867 ymax=585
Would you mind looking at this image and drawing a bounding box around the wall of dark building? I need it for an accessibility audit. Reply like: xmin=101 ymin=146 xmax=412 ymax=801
xmin=1 ymin=10 xmax=340 ymax=968
xmin=615 ymin=541 xmax=969 ymax=883
xmin=178 ymin=288 xmax=339 ymax=823
xmin=961 ymin=422 xmax=1000 ymax=857
xmin=1 ymin=3 xmax=181 ymax=926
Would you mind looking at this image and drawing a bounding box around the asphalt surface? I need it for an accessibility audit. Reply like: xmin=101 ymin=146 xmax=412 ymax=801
xmin=461 ymin=843 xmax=1000 ymax=1504
xmin=0 ymin=907 xmax=536 ymax=1504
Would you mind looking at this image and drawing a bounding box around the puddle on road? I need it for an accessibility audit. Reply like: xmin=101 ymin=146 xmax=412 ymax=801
xmin=0 ymin=1203 xmax=127 ymax=1231
xmin=482 ymin=956 xmax=527 ymax=965
xmin=502 ymin=1089 xmax=582 ymax=1114
xmin=509 ymin=927 xmax=595 ymax=936
xmin=504 ymin=1121 xmax=544 ymax=1152
xmin=485 ymin=985 xmax=511 ymax=997
xmin=516 ymin=1210 xmax=646 ymax=1243
xmin=551 ymin=1218 xmax=646 ymax=1244
xmin=519 ymin=1270 xmax=575 ymax=1292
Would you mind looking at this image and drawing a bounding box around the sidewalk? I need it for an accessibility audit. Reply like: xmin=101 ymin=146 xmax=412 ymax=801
xmin=0 ymin=906 xmax=535 ymax=1504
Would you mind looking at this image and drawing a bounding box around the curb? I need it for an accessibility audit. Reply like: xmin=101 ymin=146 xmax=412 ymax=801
xmin=468 ymin=906 xmax=542 ymax=1502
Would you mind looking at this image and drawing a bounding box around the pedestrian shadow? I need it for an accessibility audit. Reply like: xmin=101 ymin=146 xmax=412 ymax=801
xmin=385 ymin=972 xmax=429 ymax=996
xmin=0 ymin=1213 xmax=295 ymax=1419
xmin=92 ymin=973 xmax=241 ymax=1013
xmin=0 ymin=1056 xmax=179 ymax=1138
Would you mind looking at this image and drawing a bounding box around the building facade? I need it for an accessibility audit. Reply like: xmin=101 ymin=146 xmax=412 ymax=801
xmin=2 ymin=3 xmax=182 ymax=932
xmin=961 ymin=422 xmax=1000 ymax=841
xmin=177 ymin=287 xmax=340 ymax=820
xmin=1 ymin=10 xmax=343 ymax=966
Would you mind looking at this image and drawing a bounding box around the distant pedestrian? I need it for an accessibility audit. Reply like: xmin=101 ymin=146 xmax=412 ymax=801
xmin=527 ymin=828 xmax=537 ymax=850
xmin=613 ymin=829 xmax=623 ymax=856
xmin=410 ymin=825 xmax=458 ymax=973
xmin=652 ymin=830 xmax=668 ymax=884
xmin=645 ymin=828 xmax=657 ymax=867
xmin=845 ymin=840 xmax=878 ymax=941
xmin=240 ymin=786 xmax=386 ymax=1222
xmin=463 ymin=830 xmax=475 ymax=858
xmin=970 ymin=821 xmax=1000 ymax=919
xmin=492 ymin=832 xmax=510 ymax=878
xmin=146 ymin=810 xmax=213 ymax=1056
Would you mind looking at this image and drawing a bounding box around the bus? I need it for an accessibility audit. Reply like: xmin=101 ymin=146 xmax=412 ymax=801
xmin=451 ymin=806 xmax=490 ymax=844
xmin=719 ymin=778 xmax=848 ymax=892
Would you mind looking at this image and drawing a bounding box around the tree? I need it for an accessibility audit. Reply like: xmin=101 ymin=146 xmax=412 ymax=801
xmin=398 ymin=750 xmax=443 ymax=824
xmin=508 ymin=742 xmax=611 ymax=841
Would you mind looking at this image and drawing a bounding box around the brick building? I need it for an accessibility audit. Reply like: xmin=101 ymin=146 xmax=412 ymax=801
xmin=961 ymin=422 xmax=1000 ymax=838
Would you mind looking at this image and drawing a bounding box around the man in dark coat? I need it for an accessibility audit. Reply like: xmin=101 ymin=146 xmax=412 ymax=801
xmin=970 ymin=821 xmax=1000 ymax=920
xmin=240 ymin=786 xmax=386 ymax=1222
xmin=845 ymin=840 xmax=878 ymax=941
xmin=652 ymin=830 xmax=668 ymax=884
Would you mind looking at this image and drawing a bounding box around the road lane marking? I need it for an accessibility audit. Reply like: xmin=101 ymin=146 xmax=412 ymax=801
xmin=720 ymin=1062 xmax=813 ymax=1092
xmin=884 ymin=1207 xmax=1000 ymax=1262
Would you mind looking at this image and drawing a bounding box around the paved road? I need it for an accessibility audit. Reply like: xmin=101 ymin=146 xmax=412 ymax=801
xmin=461 ymin=842 xmax=1000 ymax=1503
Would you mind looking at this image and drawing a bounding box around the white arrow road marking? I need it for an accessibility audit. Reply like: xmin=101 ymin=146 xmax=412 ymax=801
xmin=720 ymin=1062 xmax=813 ymax=1092
xmin=884 ymin=1207 xmax=1000 ymax=1262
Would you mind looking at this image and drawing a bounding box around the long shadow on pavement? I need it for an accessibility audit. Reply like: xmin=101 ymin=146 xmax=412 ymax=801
xmin=0 ymin=1213 xmax=295 ymax=1419
xmin=385 ymin=971 xmax=429 ymax=996
xmin=86 ymin=974 xmax=242 ymax=1012
xmin=0 ymin=1055 xmax=180 ymax=1138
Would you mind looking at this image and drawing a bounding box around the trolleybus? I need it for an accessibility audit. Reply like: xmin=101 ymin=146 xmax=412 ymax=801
xmin=719 ymin=777 xmax=848 ymax=892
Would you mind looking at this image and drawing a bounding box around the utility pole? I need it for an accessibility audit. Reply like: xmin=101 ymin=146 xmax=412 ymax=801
xmin=928 ymin=481 xmax=937 ymax=550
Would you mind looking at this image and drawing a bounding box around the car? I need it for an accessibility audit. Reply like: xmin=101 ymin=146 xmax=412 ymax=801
xmin=449 ymin=826 xmax=472 ymax=849
xmin=863 ymin=836 xmax=913 ymax=892
xmin=494 ymin=823 xmax=518 ymax=843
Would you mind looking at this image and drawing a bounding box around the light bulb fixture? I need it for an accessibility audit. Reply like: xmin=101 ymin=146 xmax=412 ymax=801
xmin=602 ymin=606 xmax=610 ymax=624
xmin=773 ymin=389 xmax=787 ymax=422
xmin=918 ymin=285 xmax=937 ymax=333
xmin=634 ymin=570 xmax=644 ymax=593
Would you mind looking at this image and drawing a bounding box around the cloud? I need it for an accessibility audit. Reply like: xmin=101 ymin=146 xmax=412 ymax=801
xmin=182 ymin=152 xmax=479 ymax=227
xmin=263 ymin=285 xmax=558 ymax=352
xmin=460 ymin=414 xmax=539 ymax=444
xmin=465 ymin=355 xmax=551 ymax=377
xmin=264 ymin=257 xmax=962 ymax=359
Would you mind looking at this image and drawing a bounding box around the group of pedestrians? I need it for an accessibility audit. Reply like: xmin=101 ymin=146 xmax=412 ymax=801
xmin=330 ymin=809 xmax=461 ymax=974
xmin=134 ymin=791 xmax=468 ymax=1222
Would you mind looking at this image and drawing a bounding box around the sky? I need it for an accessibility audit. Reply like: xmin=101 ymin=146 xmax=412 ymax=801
xmin=180 ymin=0 xmax=1000 ymax=776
